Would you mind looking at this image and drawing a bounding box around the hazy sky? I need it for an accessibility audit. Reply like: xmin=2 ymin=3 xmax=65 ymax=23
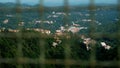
xmin=0 ymin=0 xmax=117 ymax=6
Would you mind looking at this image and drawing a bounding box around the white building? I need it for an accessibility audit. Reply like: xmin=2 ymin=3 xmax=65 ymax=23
xmin=68 ymin=26 xmax=80 ymax=33
xmin=3 ymin=19 xmax=9 ymax=24
xmin=100 ymin=42 xmax=111 ymax=50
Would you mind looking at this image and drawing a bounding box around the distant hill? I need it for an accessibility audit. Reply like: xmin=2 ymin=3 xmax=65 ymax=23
xmin=0 ymin=2 xmax=16 ymax=8
xmin=0 ymin=2 xmax=33 ymax=8
xmin=0 ymin=2 xmax=118 ymax=8
xmin=0 ymin=2 xmax=118 ymax=12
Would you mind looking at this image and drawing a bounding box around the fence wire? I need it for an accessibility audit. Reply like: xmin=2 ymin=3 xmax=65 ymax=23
xmin=0 ymin=0 xmax=120 ymax=68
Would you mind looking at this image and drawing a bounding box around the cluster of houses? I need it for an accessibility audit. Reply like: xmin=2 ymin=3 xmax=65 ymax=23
xmin=32 ymin=28 xmax=51 ymax=35
xmin=55 ymin=22 xmax=87 ymax=36
xmin=0 ymin=28 xmax=20 ymax=33
xmin=50 ymin=34 xmax=112 ymax=51
xmin=81 ymin=35 xmax=111 ymax=51
xmin=1 ymin=17 xmax=112 ymax=51
xmin=0 ymin=27 xmax=51 ymax=35
xmin=0 ymin=28 xmax=112 ymax=51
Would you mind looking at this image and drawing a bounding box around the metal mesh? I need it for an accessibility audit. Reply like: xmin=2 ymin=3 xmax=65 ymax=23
xmin=0 ymin=0 xmax=120 ymax=68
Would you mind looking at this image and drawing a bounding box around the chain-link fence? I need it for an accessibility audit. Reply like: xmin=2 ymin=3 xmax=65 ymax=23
xmin=0 ymin=0 xmax=120 ymax=68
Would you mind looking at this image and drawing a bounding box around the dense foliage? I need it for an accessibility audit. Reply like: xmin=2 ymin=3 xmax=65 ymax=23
xmin=0 ymin=32 xmax=119 ymax=68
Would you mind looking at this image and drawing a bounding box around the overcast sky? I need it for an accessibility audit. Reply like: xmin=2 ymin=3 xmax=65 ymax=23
xmin=0 ymin=0 xmax=117 ymax=6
